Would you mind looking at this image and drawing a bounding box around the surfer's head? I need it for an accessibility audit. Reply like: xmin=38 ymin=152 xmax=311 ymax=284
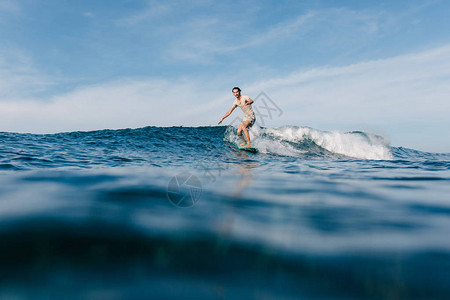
xmin=232 ymin=87 xmax=241 ymax=98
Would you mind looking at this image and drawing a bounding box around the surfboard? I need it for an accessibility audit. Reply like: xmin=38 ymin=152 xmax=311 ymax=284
xmin=234 ymin=143 xmax=258 ymax=153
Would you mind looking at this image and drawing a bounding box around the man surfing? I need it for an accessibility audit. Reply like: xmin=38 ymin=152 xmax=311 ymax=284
xmin=218 ymin=87 xmax=256 ymax=148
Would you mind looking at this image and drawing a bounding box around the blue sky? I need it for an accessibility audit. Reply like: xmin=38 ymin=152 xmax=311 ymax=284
xmin=1 ymin=0 xmax=450 ymax=152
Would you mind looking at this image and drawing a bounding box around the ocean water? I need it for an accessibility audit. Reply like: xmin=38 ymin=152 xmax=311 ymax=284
xmin=0 ymin=125 xmax=449 ymax=299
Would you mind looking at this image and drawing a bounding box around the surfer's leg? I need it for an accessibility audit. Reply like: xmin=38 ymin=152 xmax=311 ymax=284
xmin=237 ymin=124 xmax=247 ymax=146
xmin=242 ymin=121 xmax=252 ymax=147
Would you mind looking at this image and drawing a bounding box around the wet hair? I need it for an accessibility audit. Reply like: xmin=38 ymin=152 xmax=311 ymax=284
xmin=232 ymin=87 xmax=241 ymax=92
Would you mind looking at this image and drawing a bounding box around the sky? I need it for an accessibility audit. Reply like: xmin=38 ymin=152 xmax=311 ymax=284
xmin=0 ymin=0 xmax=449 ymax=152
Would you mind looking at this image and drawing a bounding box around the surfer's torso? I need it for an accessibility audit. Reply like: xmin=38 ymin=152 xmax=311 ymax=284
xmin=233 ymin=95 xmax=255 ymax=122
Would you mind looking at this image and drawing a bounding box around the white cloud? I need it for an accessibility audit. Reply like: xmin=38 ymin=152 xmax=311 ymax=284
xmin=233 ymin=12 xmax=316 ymax=50
xmin=109 ymin=3 xmax=395 ymax=65
xmin=0 ymin=78 xmax=221 ymax=133
xmin=163 ymin=12 xmax=315 ymax=62
xmin=163 ymin=6 xmax=392 ymax=63
xmin=115 ymin=0 xmax=174 ymax=26
xmin=0 ymin=48 xmax=54 ymax=99
xmin=246 ymin=44 xmax=450 ymax=123
xmin=83 ymin=12 xmax=94 ymax=18
xmin=0 ymin=0 xmax=20 ymax=16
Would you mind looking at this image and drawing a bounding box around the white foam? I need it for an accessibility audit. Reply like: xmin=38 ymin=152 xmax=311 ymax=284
xmin=225 ymin=125 xmax=393 ymax=160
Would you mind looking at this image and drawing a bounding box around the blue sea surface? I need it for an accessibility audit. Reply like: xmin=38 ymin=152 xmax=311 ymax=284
xmin=0 ymin=126 xmax=449 ymax=299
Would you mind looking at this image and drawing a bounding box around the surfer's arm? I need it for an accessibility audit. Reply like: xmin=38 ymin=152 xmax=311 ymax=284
xmin=218 ymin=105 xmax=237 ymax=124
xmin=243 ymin=98 xmax=254 ymax=106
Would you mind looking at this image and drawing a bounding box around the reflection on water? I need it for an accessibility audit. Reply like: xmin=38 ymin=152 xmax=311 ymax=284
xmin=231 ymin=151 xmax=259 ymax=198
